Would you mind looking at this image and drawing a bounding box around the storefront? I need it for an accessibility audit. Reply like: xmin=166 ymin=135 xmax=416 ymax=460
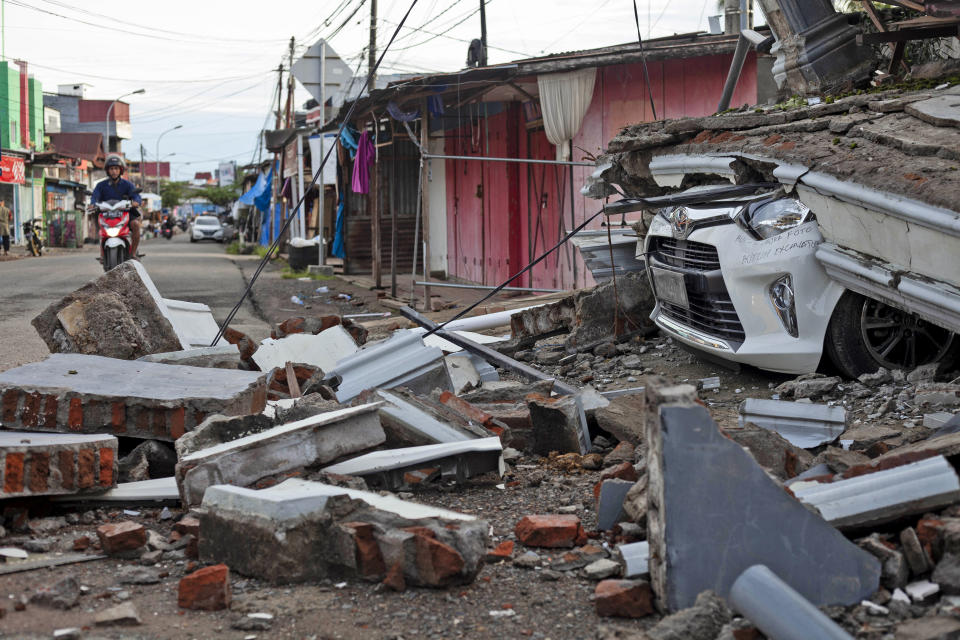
xmin=0 ymin=153 xmax=28 ymax=244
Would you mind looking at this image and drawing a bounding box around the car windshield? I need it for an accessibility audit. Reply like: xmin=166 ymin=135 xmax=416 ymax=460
xmin=195 ymin=217 xmax=219 ymax=226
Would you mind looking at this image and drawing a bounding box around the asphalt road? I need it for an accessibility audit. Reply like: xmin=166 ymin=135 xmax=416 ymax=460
xmin=0 ymin=231 xmax=270 ymax=373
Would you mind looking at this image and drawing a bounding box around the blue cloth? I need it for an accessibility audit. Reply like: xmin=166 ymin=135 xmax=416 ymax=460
xmin=239 ymin=167 xmax=273 ymax=213
xmin=339 ymin=126 xmax=359 ymax=160
xmin=332 ymin=197 xmax=346 ymax=258
xmin=91 ymin=177 xmax=141 ymax=205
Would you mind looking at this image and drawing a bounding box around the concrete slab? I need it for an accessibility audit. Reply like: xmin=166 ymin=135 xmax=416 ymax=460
xmin=445 ymin=354 xmax=481 ymax=394
xmin=646 ymin=402 xmax=880 ymax=611
xmin=597 ymin=478 xmax=635 ymax=530
xmin=325 ymin=330 xmax=451 ymax=402
xmin=0 ymin=431 xmax=118 ymax=498
xmin=323 ymin=437 xmax=503 ymax=490
xmin=376 ymin=389 xmax=476 ymax=445
xmin=160 ymin=297 xmax=226 ymax=348
xmin=0 ymin=354 xmax=267 ymax=440
xmin=252 ymin=326 xmax=358 ymax=373
xmin=199 ymin=478 xmax=487 ymax=586
xmin=51 ymin=476 xmax=178 ymax=503
xmin=738 ymin=398 xmax=846 ymax=449
xmin=138 ymin=345 xmax=241 ymax=369
xmin=906 ymin=94 xmax=960 ymax=128
xmin=176 ymin=403 xmax=386 ymax=506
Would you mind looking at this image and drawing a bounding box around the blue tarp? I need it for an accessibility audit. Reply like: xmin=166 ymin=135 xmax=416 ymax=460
xmin=259 ymin=202 xmax=283 ymax=247
xmin=239 ymin=167 xmax=273 ymax=213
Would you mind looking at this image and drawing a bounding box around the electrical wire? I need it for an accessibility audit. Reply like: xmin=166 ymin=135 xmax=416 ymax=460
xmin=212 ymin=0 xmax=422 ymax=345
xmin=632 ymin=0 xmax=659 ymax=121
xmin=381 ymin=17 xmax=533 ymax=57
xmin=385 ymin=2 xmax=485 ymax=52
xmin=31 ymin=60 xmax=271 ymax=85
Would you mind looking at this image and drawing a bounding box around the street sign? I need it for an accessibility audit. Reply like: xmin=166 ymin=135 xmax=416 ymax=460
xmin=292 ymin=39 xmax=354 ymax=120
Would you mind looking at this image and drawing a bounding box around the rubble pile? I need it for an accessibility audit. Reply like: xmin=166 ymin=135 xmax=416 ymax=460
xmin=2 ymin=262 xmax=960 ymax=638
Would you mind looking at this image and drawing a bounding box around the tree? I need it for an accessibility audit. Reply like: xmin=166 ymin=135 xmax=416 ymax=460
xmin=159 ymin=181 xmax=189 ymax=208
xmin=198 ymin=184 xmax=240 ymax=208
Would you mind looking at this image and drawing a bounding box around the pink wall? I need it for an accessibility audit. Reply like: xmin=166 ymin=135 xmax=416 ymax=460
xmin=444 ymin=52 xmax=759 ymax=290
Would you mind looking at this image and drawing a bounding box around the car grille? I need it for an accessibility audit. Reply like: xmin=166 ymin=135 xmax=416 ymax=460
xmin=649 ymin=236 xmax=721 ymax=270
xmin=649 ymin=236 xmax=746 ymax=344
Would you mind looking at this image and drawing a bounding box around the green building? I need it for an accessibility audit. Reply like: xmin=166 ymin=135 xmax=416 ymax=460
xmin=0 ymin=61 xmax=23 ymax=150
xmin=28 ymin=76 xmax=43 ymax=152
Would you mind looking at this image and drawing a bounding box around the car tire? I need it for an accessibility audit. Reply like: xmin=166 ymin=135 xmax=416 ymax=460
xmin=825 ymin=291 xmax=956 ymax=378
xmin=190 ymin=236 xmax=197 ymax=243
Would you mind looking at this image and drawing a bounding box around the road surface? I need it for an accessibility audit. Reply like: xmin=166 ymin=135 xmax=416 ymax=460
xmin=0 ymin=232 xmax=270 ymax=373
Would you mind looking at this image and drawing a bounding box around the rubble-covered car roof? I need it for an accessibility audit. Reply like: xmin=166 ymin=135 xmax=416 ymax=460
xmin=594 ymin=85 xmax=960 ymax=215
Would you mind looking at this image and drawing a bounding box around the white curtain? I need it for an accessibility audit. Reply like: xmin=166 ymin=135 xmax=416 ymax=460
xmin=537 ymin=67 xmax=597 ymax=161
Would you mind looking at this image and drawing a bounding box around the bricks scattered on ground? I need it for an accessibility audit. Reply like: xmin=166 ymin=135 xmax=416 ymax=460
xmin=178 ymin=564 xmax=231 ymax=610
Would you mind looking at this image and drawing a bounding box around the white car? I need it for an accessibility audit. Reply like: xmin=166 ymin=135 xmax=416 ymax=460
xmin=191 ymin=215 xmax=224 ymax=243
xmin=641 ymin=189 xmax=955 ymax=377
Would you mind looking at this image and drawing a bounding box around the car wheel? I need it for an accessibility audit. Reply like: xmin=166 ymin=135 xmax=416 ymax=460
xmin=190 ymin=236 xmax=197 ymax=243
xmin=825 ymin=291 xmax=955 ymax=378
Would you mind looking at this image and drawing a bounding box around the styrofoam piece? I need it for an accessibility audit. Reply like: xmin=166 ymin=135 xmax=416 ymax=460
xmin=905 ymin=580 xmax=940 ymax=602
xmin=324 ymin=330 xmax=446 ymax=402
xmin=51 ymin=477 xmax=179 ymax=503
xmin=252 ymin=326 xmax=358 ymax=373
xmin=201 ymin=477 xmax=476 ymax=522
xmin=729 ymin=565 xmax=854 ymax=640
xmin=160 ymin=297 xmax=226 ymax=348
xmin=739 ymin=398 xmax=846 ymax=448
xmin=261 ymin=398 xmax=297 ymax=419
xmin=618 ymin=540 xmax=649 ymax=578
xmin=792 ymin=455 xmax=960 ymax=529
xmin=376 ymin=389 xmax=474 ymax=443
xmin=323 ymin=437 xmax=504 ymax=487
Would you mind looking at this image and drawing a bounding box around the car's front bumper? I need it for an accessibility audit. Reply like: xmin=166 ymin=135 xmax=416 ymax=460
xmin=644 ymin=217 xmax=845 ymax=374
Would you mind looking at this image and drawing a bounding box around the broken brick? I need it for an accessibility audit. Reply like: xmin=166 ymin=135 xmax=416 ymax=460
xmin=178 ymin=564 xmax=231 ymax=611
xmin=344 ymin=522 xmax=386 ymax=578
xmin=515 ymin=515 xmax=584 ymax=548
xmin=96 ymin=521 xmax=146 ymax=554
xmin=594 ymin=461 xmax=639 ymax=500
xmin=383 ymin=562 xmax=406 ymax=592
xmin=405 ymin=527 xmax=466 ymax=585
xmin=486 ymin=540 xmax=514 ymax=562
xmin=594 ymin=579 xmax=655 ymax=618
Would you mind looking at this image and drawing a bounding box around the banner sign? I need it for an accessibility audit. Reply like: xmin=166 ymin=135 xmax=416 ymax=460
xmin=0 ymin=156 xmax=26 ymax=184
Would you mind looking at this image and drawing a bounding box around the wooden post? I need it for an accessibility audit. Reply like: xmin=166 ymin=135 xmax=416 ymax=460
xmin=420 ymin=99 xmax=432 ymax=310
xmin=370 ymin=115 xmax=381 ymax=288
xmin=390 ymin=141 xmax=398 ymax=298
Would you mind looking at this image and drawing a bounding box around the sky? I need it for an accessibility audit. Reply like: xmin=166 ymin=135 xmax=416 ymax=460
xmin=2 ymin=0 xmax=744 ymax=179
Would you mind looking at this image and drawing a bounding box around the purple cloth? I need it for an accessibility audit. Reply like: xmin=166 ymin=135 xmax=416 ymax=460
xmin=351 ymin=131 xmax=375 ymax=194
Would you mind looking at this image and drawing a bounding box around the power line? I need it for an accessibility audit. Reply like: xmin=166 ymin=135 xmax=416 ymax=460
xmin=134 ymin=81 xmax=268 ymax=124
xmin=382 ymin=17 xmax=533 ymax=57
xmin=30 ymin=60 xmax=272 ymax=85
xmin=382 ymin=1 xmax=485 ymax=53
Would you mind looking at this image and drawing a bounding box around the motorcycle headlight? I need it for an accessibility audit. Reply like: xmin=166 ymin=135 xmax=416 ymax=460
xmin=746 ymin=199 xmax=812 ymax=239
xmin=105 ymin=227 xmax=121 ymax=238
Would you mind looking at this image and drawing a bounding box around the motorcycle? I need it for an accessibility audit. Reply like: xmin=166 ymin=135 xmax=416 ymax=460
xmin=96 ymin=199 xmax=134 ymax=271
xmin=22 ymin=220 xmax=42 ymax=257
xmin=161 ymin=222 xmax=174 ymax=240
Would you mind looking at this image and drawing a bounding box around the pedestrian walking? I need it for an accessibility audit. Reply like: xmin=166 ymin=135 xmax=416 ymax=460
xmin=0 ymin=199 xmax=12 ymax=256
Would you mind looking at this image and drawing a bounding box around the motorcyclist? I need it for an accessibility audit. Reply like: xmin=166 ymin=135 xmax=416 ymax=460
xmin=88 ymin=155 xmax=142 ymax=260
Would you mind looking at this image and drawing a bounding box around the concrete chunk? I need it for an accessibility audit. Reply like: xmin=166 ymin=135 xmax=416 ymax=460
xmin=618 ymin=540 xmax=650 ymax=579
xmin=375 ymin=389 xmax=477 ymax=445
xmin=199 ymin=478 xmax=487 ymax=586
xmin=597 ymin=479 xmax=635 ymax=530
xmin=323 ymin=437 xmax=503 ymax=490
xmin=738 ymin=398 xmax=846 ymax=449
xmin=0 ymin=353 xmax=267 ymax=440
xmin=723 ymin=422 xmax=814 ymax=481
xmin=32 ymin=261 xmax=185 ymax=359
xmin=176 ymin=403 xmax=385 ymax=506
xmin=138 ymin=345 xmax=242 ymax=369
xmin=0 ymin=431 xmax=118 ymax=498
xmin=646 ymin=402 xmax=880 ymax=611
xmin=526 ymin=393 xmax=586 ymax=455
xmin=252 ymin=326 xmax=358 ymax=373
xmin=791 ymin=455 xmax=960 ymax=530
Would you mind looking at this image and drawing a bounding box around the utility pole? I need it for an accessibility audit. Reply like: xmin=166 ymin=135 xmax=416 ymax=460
xmin=286 ymin=37 xmax=295 ymax=128
xmin=479 ymin=0 xmax=487 ymax=66
xmin=270 ymin=62 xmax=283 ymax=244
xmin=369 ymin=1 xmax=382 ymax=288
xmin=139 ymin=144 xmax=145 ymax=192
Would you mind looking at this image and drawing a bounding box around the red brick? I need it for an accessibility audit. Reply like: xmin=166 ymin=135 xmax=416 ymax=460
xmin=178 ymin=564 xmax=231 ymax=610
xmin=594 ymin=462 xmax=639 ymax=500
xmin=174 ymin=516 xmax=201 ymax=538
xmin=68 ymin=397 xmax=83 ymax=431
xmin=515 ymin=514 xmax=584 ymax=548
xmin=438 ymin=391 xmax=493 ymax=426
xmin=77 ymin=449 xmax=95 ymax=488
xmin=402 ymin=468 xmax=439 ymax=485
xmin=135 ymin=407 xmax=150 ymax=435
xmin=28 ymin=452 xmax=49 ymax=493
xmin=276 ymin=316 xmax=306 ymax=336
xmin=594 ymin=579 xmax=654 ymax=618
xmin=344 ymin=522 xmax=386 ymax=578
xmin=41 ymin=395 xmax=58 ymax=428
xmin=485 ymin=540 xmax=514 ymax=562
xmin=169 ymin=407 xmax=186 ymax=440
xmin=2 ymin=389 xmax=19 ymax=423
xmin=73 ymin=536 xmax=91 ymax=551
xmin=3 ymin=453 xmax=25 ymax=493
xmin=193 ymin=411 xmax=207 ymax=427
xmin=383 ymin=562 xmax=406 ymax=592
xmin=404 ymin=527 xmax=464 ymax=586
xmin=111 ymin=402 xmax=125 ymax=433
xmin=96 ymin=521 xmax=147 ymax=554
xmin=58 ymin=450 xmax=75 ymax=490
xmin=250 ymin=386 xmax=267 ymax=414
xmin=152 ymin=408 xmax=166 ymax=438
xmin=99 ymin=448 xmax=114 ymax=487
xmin=21 ymin=393 xmax=42 ymax=427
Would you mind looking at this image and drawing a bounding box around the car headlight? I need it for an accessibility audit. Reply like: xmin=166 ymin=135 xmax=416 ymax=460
xmin=105 ymin=227 xmax=121 ymax=238
xmin=745 ymin=199 xmax=812 ymax=239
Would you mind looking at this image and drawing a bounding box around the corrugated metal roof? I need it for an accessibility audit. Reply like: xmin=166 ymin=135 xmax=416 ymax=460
xmin=48 ymin=132 xmax=104 ymax=165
